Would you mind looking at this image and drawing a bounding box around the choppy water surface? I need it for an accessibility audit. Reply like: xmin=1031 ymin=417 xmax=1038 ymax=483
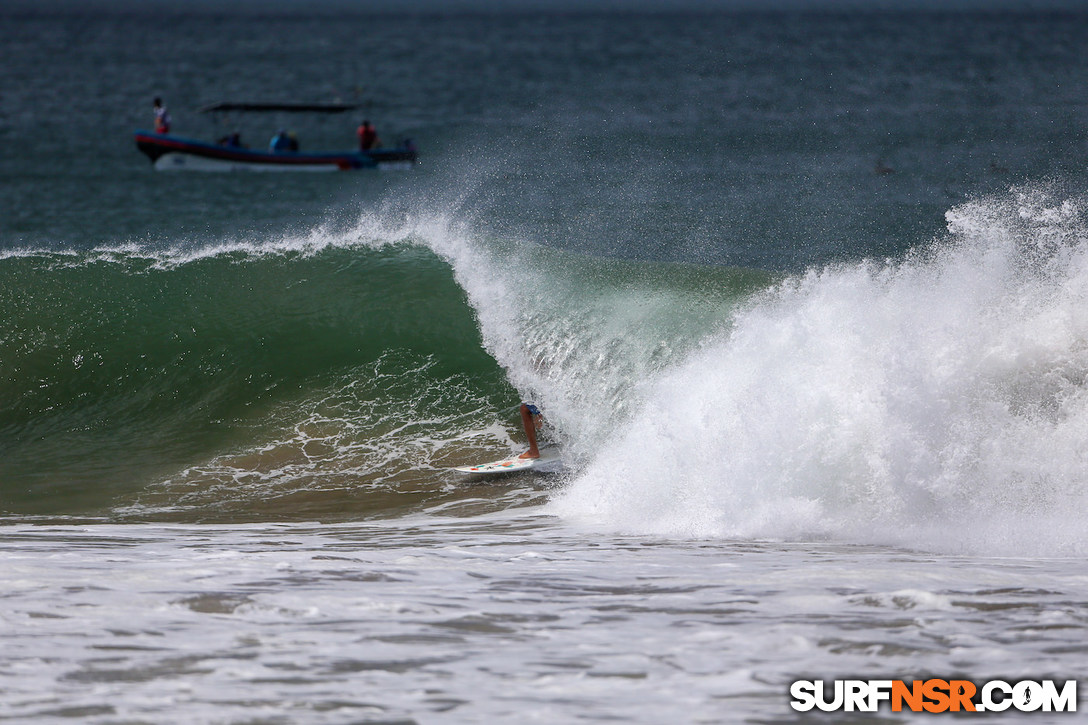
xmin=5 ymin=514 xmax=1088 ymax=723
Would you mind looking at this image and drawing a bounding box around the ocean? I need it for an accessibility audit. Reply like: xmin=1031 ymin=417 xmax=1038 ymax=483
xmin=3 ymin=3 xmax=1088 ymax=722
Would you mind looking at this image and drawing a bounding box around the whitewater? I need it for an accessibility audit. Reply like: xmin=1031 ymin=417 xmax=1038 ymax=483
xmin=553 ymin=188 xmax=1088 ymax=558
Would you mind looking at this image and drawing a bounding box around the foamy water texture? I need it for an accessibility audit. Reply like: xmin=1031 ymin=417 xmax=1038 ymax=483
xmin=4 ymin=515 xmax=1087 ymax=724
xmin=553 ymin=190 xmax=1088 ymax=556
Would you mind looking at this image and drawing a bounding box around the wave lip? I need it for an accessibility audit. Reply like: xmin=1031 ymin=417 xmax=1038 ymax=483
xmin=552 ymin=187 xmax=1088 ymax=557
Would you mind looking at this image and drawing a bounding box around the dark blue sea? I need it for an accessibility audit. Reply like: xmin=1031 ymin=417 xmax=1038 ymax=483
xmin=2 ymin=3 xmax=1087 ymax=722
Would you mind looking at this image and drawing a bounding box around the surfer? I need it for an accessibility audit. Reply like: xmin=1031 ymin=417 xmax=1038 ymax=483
xmin=451 ymin=402 xmax=554 ymax=475
xmin=518 ymin=403 xmax=543 ymax=459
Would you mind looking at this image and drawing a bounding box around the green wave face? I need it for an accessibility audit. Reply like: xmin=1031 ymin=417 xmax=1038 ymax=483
xmin=0 ymin=231 xmax=766 ymax=519
xmin=0 ymin=244 xmax=514 ymax=516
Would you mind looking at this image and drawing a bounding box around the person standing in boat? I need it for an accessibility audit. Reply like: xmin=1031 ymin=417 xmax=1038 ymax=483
xmin=152 ymin=97 xmax=171 ymax=134
xmin=356 ymin=120 xmax=379 ymax=151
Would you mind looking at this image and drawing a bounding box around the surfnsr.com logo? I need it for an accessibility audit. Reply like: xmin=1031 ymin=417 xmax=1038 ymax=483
xmin=790 ymin=679 xmax=1077 ymax=713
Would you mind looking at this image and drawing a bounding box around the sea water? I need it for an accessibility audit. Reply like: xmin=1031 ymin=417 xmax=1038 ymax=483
xmin=3 ymin=3 xmax=1088 ymax=722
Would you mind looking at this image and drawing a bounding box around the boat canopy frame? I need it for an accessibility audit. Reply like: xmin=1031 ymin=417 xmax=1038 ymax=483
xmin=198 ymin=102 xmax=361 ymax=114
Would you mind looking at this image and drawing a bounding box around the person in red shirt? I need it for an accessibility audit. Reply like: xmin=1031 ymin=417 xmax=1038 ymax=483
xmin=356 ymin=120 xmax=379 ymax=151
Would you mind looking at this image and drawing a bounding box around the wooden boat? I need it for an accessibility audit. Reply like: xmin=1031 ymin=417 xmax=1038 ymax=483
xmin=134 ymin=102 xmax=417 ymax=171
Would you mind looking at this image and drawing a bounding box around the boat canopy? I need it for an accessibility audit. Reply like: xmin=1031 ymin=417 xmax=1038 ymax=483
xmin=198 ymin=102 xmax=361 ymax=114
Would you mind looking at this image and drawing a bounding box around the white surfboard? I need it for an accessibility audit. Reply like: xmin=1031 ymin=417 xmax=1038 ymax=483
xmin=454 ymin=447 xmax=561 ymax=476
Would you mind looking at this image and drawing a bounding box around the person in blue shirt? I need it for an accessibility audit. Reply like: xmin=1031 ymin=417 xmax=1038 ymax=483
xmin=270 ymin=129 xmax=294 ymax=152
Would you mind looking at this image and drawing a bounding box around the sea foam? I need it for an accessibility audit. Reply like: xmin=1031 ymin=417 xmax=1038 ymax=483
xmin=549 ymin=187 xmax=1088 ymax=556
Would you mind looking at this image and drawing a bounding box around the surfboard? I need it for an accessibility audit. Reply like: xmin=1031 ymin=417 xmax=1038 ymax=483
xmin=453 ymin=447 xmax=561 ymax=476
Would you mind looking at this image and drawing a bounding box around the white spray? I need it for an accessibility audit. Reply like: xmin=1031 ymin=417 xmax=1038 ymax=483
xmin=550 ymin=188 xmax=1088 ymax=556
